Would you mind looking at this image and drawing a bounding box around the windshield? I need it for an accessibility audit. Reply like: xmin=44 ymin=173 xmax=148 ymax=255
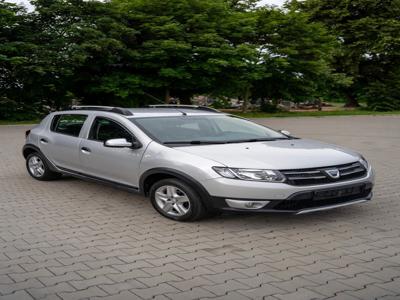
xmin=132 ymin=115 xmax=289 ymax=145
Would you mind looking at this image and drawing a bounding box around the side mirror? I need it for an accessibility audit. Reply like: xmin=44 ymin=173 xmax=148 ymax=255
xmin=279 ymin=130 xmax=291 ymax=136
xmin=104 ymin=138 xmax=133 ymax=148
xmin=131 ymin=140 xmax=142 ymax=149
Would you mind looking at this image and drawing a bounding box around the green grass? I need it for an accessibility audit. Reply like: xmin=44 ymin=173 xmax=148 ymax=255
xmin=1 ymin=109 xmax=400 ymax=125
xmin=0 ymin=120 xmax=39 ymax=125
xmin=232 ymin=109 xmax=400 ymax=118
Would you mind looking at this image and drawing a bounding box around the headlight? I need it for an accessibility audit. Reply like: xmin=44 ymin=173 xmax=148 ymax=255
xmin=212 ymin=167 xmax=285 ymax=182
xmin=359 ymin=156 xmax=369 ymax=170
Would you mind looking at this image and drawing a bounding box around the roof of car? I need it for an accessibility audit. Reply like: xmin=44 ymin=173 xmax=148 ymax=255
xmin=64 ymin=105 xmax=223 ymax=118
xmin=127 ymin=108 xmax=221 ymax=118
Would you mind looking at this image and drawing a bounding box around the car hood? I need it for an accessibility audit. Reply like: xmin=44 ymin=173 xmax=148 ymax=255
xmin=176 ymin=139 xmax=361 ymax=169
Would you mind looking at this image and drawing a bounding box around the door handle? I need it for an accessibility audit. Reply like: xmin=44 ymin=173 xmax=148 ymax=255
xmin=81 ymin=147 xmax=91 ymax=154
xmin=40 ymin=138 xmax=48 ymax=144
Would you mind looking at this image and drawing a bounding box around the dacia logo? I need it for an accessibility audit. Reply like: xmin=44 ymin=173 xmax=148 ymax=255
xmin=325 ymin=168 xmax=340 ymax=179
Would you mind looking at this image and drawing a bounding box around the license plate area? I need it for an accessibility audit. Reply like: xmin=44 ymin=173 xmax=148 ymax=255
xmin=313 ymin=185 xmax=364 ymax=200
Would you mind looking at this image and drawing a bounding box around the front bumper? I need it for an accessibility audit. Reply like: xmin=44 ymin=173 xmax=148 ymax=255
xmin=203 ymin=167 xmax=374 ymax=214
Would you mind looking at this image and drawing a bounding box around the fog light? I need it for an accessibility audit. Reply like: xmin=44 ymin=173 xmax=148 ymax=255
xmin=225 ymin=199 xmax=269 ymax=210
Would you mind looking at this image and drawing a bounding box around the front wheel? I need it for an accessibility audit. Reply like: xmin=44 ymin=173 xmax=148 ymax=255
xmin=26 ymin=152 xmax=61 ymax=181
xmin=150 ymin=178 xmax=207 ymax=221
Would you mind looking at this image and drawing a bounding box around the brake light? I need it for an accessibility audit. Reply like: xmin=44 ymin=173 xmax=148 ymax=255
xmin=25 ymin=130 xmax=31 ymax=138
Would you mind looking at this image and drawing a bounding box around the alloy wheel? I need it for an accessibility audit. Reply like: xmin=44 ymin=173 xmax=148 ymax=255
xmin=28 ymin=155 xmax=45 ymax=178
xmin=154 ymin=185 xmax=191 ymax=217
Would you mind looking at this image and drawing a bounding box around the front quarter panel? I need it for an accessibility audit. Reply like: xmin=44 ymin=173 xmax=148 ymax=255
xmin=139 ymin=142 xmax=223 ymax=183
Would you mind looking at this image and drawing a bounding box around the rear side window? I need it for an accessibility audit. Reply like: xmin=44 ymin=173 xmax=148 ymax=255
xmin=89 ymin=117 xmax=133 ymax=142
xmin=51 ymin=114 xmax=87 ymax=137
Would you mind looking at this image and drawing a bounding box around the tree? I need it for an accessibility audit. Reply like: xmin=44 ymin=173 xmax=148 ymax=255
xmin=250 ymin=6 xmax=347 ymax=108
xmin=112 ymin=0 xmax=260 ymax=104
xmin=0 ymin=1 xmax=37 ymax=119
xmin=30 ymin=0 xmax=144 ymax=107
xmin=295 ymin=0 xmax=400 ymax=110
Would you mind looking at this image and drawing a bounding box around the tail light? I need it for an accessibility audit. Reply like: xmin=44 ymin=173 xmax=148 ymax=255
xmin=25 ymin=130 xmax=31 ymax=138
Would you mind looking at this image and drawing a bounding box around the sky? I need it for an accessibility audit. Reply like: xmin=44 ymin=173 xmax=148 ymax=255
xmin=10 ymin=0 xmax=286 ymax=11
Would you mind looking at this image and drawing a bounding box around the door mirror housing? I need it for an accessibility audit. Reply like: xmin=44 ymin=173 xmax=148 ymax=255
xmin=131 ymin=140 xmax=142 ymax=149
xmin=104 ymin=138 xmax=134 ymax=148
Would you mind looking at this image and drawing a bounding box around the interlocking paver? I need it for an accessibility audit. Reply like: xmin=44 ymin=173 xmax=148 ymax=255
xmin=47 ymin=263 xmax=91 ymax=276
xmin=38 ymin=272 xmax=84 ymax=286
xmin=202 ymin=291 xmax=251 ymax=300
xmin=77 ymin=266 xmax=121 ymax=279
xmin=58 ymin=286 xmax=108 ymax=300
xmin=165 ymin=287 xmax=215 ymax=300
xmin=97 ymin=280 xmax=146 ymax=294
xmin=8 ymin=269 xmax=54 ymax=283
xmin=344 ymin=284 xmax=396 ymax=300
xmin=0 ymin=291 xmax=34 ymax=300
xmin=269 ymin=276 xmax=320 ymax=293
xmin=1 ymin=116 xmax=399 ymax=299
xmin=335 ymin=273 xmax=386 ymax=289
xmin=202 ymin=279 xmax=250 ymax=296
xmin=274 ymin=287 xmax=326 ymax=300
xmin=27 ymin=282 xmax=76 ymax=299
xmin=373 ymin=277 xmax=400 ymax=294
xmin=0 ymin=275 xmax=13 ymax=285
xmin=0 ymin=279 xmax=44 ymax=295
xmin=379 ymin=296 xmax=400 ymax=300
xmin=325 ymin=292 xmax=361 ymax=300
xmin=68 ymin=275 xmax=114 ymax=290
xmin=105 ymin=270 xmax=149 ymax=282
xmin=236 ymin=283 xmax=287 ymax=298
xmin=304 ymin=280 xmax=356 ymax=298
xmin=136 ymin=273 xmax=181 ymax=288
xmin=130 ymin=283 xmax=179 ymax=299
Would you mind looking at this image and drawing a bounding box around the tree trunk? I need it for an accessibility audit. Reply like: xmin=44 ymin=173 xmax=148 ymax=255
xmin=179 ymin=93 xmax=192 ymax=105
xmin=344 ymin=90 xmax=359 ymax=107
xmin=241 ymin=85 xmax=251 ymax=113
xmin=165 ymin=87 xmax=170 ymax=104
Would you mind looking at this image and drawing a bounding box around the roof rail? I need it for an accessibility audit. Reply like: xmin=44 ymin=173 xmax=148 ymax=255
xmin=147 ymin=104 xmax=220 ymax=113
xmin=70 ymin=106 xmax=133 ymax=116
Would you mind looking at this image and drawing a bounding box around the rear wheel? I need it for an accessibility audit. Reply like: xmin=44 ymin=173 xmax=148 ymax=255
xmin=150 ymin=178 xmax=207 ymax=221
xmin=26 ymin=152 xmax=61 ymax=181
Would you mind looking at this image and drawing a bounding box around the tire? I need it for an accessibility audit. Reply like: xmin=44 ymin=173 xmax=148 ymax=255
xmin=26 ymin=152 xmax=61 ymax=181
xmin=150 ymin=178 xmax=207 ymax=221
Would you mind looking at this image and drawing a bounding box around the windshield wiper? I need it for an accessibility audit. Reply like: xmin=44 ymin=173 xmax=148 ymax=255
xmin=163 ymin=137 xmax=293 ymax=145
xmin=163 ymin=140 xmax=228 ymax=145
xmin=225 ymin=138 xmax=288 ymax=143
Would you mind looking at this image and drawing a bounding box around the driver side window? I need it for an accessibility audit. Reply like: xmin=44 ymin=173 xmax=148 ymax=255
xmin=89 ymin=117 xmax=133 ymax=142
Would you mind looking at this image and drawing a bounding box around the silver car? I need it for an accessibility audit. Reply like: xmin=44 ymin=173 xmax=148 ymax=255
xmin=23 ymin=105 xmax=374 ymax=221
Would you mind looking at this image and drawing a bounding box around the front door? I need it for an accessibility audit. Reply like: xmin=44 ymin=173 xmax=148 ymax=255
xmin=79 ymin=116 xmax=145 ymax=187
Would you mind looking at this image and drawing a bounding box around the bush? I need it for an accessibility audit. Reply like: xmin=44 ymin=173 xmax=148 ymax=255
xmin=260 ymin=101 xmax=278 ymax=113
xmin=363 ymin=81 xmax=400 ymax=111
xmin=0 ymin=98 xmax=42 ymax=121
xmin=211 ymin=98 xmax=231 ymax=109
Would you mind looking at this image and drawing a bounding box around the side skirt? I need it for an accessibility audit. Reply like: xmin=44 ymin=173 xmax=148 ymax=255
xmin=57 ymin=166 xmax=141 ymax=194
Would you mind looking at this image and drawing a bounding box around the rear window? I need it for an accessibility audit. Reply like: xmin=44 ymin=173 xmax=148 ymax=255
xmin=51 ymin=114 xmax=87 ymax=137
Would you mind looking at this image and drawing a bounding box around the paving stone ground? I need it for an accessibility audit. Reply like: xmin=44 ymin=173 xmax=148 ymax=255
xmin=0 ymin=115 xmax=399 ymax=300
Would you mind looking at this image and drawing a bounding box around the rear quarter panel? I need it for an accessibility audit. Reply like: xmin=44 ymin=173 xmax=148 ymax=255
xmin=25 ymin=114 xmax=51 ymax=147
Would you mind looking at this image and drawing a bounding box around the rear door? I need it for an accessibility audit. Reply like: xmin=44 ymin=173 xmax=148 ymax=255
xmin=79 ymin=116 xmax=145 ymax=187
xmin=39 ymin=113 xmax=88 ymax=171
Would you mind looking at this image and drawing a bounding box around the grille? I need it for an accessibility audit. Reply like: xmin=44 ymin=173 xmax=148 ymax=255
xmin=271 ymin=184 xmax=372 ymax=211
xmin=280 ymin=161 xmax=367 ymax=186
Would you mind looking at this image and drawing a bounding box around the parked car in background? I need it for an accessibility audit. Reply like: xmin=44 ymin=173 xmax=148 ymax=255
xmin=23 ymin=105 xmax=374 ymax=221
